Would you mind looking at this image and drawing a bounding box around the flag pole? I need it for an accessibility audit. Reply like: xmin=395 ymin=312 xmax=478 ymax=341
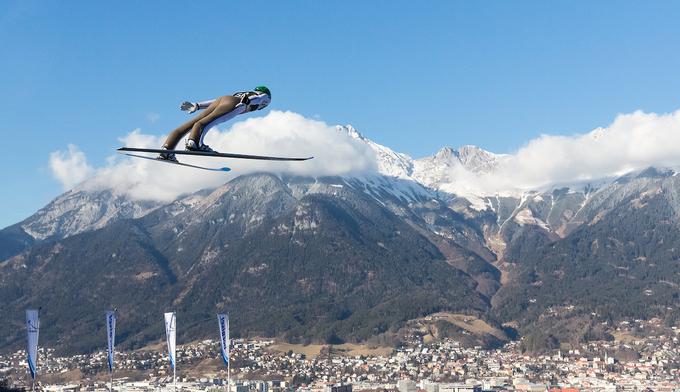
xmin=218 ymin=313 xmax=230 ymax=392
xmin=109 ymin=331 xmax=113 ymax=392
xmin=165 ymin=312 xmax=177 ymax=392
xmin=31 ymin=350 xmax=36 ymax=392
xmin=174 ymin=317 xmax=177 ymax=392
xmin=174 ymin=312 xmax=177 ymax=392
xmin=227 ymin=313 xmax=230 ymax=392
xmin=26 ymin=308 xmax=40 ymax=392
xmin=106 ymin=309 xmax=117 ymax=392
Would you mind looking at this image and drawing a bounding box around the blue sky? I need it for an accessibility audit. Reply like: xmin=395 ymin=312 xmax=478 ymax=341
xmin=1 ymin=1 xmax=680 ymax=228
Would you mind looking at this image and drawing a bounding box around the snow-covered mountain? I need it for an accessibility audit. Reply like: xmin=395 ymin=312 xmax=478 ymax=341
xmin=0 ymin=172 xmax=495 ymax=353
xmin=3 ymin=125 xmax=680 ymax=352
xmin=340 ymin=125 xmax=414 ymax=179
xmin=2 ymin=123 xmax=677 ymax=264
xmin=335 ymin=125 xmax=680 ymax=260
xmin=0 ymin=186 xmax=162 ymax=260
xmin=339 ymin=125 xmax=504 ymax=185
xmin=20 ymin=186 xmax=161 ymax=240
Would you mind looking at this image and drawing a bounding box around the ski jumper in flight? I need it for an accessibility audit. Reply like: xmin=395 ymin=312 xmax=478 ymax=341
xmin=158 ymin=86 xmax=271 ymax=162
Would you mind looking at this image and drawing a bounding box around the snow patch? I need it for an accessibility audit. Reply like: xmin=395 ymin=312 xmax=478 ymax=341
xmin=514 ymin=208 xmax=550 ymax=231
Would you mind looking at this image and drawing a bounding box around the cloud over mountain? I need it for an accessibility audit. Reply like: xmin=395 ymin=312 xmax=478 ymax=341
xmin=403 ymin=109 xmax=680 ymax=199
xmin=49 ymin=108 xmax=680 ymax=202
xmin=49 ymin=144 xmax=95 ymax=190
xmin=49 ymin=111 xmax=378 ymax=202
xmin=475 ymin=109 xmax=680 ymax=193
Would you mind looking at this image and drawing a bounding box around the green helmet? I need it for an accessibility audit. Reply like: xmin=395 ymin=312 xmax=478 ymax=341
xmin=254 ymin=85 xmax=271 ymax=98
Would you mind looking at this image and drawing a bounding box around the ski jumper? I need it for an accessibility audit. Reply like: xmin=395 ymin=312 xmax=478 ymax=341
xmin=162 ymin=90 xmax=271 ymax=150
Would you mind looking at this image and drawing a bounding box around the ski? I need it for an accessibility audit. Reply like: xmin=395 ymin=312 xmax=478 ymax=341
xmin=119 ymin=152 xmax=231 ymax=172
xmin=117 ymin=147 xmax=313 ymax=161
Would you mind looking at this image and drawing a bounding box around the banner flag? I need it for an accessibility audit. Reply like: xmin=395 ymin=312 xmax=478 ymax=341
xmin=217 ymin=314 xmax=229 ymax=366
xmin=26 ymin=309 xmax=40 ymax=380
xmin=164 ymin=312 xmax=176 ymax=370
xmin=106 ymin=310 xmax=116 ymax=373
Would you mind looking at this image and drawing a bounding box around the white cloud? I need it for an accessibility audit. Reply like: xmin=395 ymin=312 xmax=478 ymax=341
xmin=444 ymin=109 xmax=680 ymax=195
xmin=49 ymin=108 xmax=680 ymax=201
xmin=49 ymin=144 xmax=95 ymax=190
xmin=52 ymin=111 xmax=378 ymax=201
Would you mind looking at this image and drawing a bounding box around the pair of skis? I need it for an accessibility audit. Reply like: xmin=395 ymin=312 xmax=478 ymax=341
xmin=117 ymin=147 xmax=313 ymax=172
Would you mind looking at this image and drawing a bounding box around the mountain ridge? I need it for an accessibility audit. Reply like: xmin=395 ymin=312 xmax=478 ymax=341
xmin=2 ymin=126 xmax=680 ymax=353
xmin=0 ymin=173 xmax=491 ymax=353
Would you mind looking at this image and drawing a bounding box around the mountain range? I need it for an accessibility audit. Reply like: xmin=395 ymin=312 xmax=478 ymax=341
xmin=1 ymin=126 xmax=679 ymax=354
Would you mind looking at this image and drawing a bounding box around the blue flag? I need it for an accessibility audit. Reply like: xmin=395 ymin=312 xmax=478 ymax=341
xmin=106 ymin=311 xmax=116 ymax=373
xmin=26 ymin=309 xmax=39 ymax=380
xmin=217 ymin=314 xmax=229 ymax=366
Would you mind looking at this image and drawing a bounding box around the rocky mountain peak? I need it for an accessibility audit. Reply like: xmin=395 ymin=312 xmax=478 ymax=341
xmin=337 ymin=124 xmax=366 ymax=141
xmin=455 ymin=145 xmax=501 ymax=174
xmin=433 ymin=146 xmax=456 ymax=160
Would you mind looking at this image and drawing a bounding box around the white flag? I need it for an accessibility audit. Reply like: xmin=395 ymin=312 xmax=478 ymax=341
xmin=25 ymin=309 xmax=39 ymax=380
xmin=106 ymin=311 xmax=116 ymax=373
xmin=164 ymin=312 xmax=176 ymax=370
xmin=217 ymin=314 xmax=229 ymax=366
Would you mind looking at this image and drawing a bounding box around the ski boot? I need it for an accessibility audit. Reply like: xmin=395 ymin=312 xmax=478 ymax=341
xmin=185 ymin=139 xmax=215 ymax=153
xmin=157 ymin=147 xmax=179 ymax=163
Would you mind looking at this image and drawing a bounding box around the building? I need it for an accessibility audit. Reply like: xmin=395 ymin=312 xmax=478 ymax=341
xmin=397 ymin=380 xmax=417 ymax=392
xmin=324 ymin=384 xmax=352 ymax=392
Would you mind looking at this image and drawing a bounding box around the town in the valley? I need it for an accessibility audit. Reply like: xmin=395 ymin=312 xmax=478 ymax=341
xmin=2 ymin=318 xmax=680 ymax=392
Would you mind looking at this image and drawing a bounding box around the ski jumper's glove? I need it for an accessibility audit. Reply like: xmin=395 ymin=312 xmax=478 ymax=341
xmin=180 ymin=101 xmax=199 ymax=114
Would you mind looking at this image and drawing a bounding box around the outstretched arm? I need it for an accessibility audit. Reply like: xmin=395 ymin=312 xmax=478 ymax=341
xmin=180 ymin=99 xmax=216 ymax=114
